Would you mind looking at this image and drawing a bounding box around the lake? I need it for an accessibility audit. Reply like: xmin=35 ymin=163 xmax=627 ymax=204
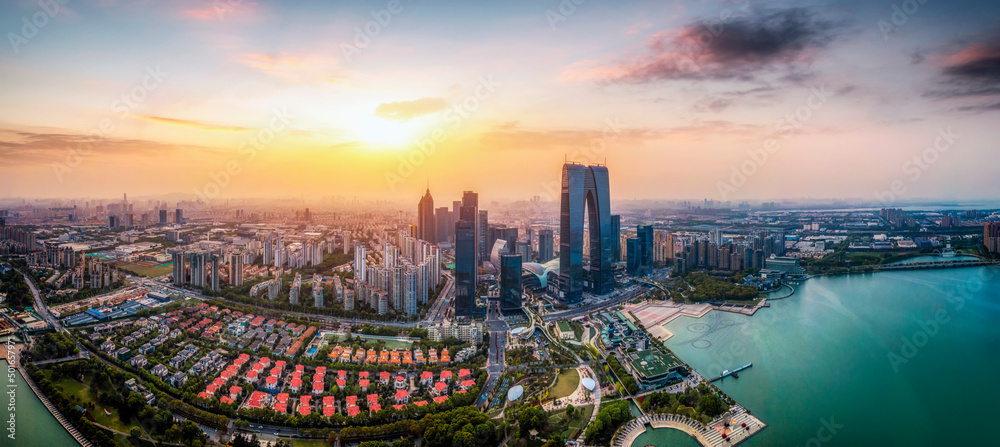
xmin=660 ymin=266 xmax=1000 ymax=446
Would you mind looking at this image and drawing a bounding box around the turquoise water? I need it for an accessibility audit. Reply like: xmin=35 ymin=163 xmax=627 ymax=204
xmin=631 ymin=426 xmax=701 ymax=447
xmin=661 ymin=266 xmax=1000 ymax=446
xmin=890 ymin=254 xmax=978 ymax=264
xmin=2 ymin=360 xmax=77 ymax=447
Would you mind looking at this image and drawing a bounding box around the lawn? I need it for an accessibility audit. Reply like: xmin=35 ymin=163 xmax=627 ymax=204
xmin=48 ymin=374 xmax=133 ymax=433
xmin=548 ymin=404 xmax=595 ymax=439
xmin=118 ymin=262 xmax=173 ymax=278
xmin=550 ymin=369 xmax=580 ymax=400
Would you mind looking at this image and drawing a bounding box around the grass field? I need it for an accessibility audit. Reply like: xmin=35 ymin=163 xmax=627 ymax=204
xmin=550 ymin=369 xmax=580 ymax=400
xmin=354 ymin=334 xmax=413 ymax=349
xmin=549 ymin=404 xmax=595 ymax=439
xmin=118 ymin=262 xmax=173 ymax=278
xmin=48 ymin=375 xmax=132 ymax=432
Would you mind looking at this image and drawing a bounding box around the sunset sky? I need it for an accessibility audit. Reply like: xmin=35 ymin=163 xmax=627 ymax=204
xmin=1 ymin=0 xmax=999 ymax=203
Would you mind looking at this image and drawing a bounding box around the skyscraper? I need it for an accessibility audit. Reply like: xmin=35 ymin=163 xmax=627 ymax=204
xmin=354 ymin=241 xmax=367 ymax=283
xmin=460 ymin=191 xmax=479 ymax=263
xmin=478 ymin=210 xmax=489 ymax=262
xmin=626 ymin=237 xmax=640 ymax=275
xmin=435 ymin=207 xmax=451 ymax=243
xmin=558 ymin=163 xmax=614 ymax=303
xmin=418 ymin=188 xmax=436 ymax=243
xmin=454 ymin=220 xmax=477 ymax=317
xmin=611 ymin=215 xmax=621 ymax=261
xmin=230 ymin=251 xmax=244 ymax=286
xmin=500 ymin=254 xmax=522 ymax=314
xmin=637 ymin=225 xmax=653 ymax=272
xmin=537 ymin=228 xmax=554 ymax=262
xmin=159 ymin=209 xmax=167 ymax=224
xmin=210 ymin=254 xmax=220 ymax=291
xmin=175 ymin=208 xmax=183 ymax=223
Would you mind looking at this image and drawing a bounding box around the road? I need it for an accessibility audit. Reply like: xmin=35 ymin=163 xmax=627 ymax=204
xmin=540 ymin=286 xmax=645 ymax=322
xmin=477 ymin=300 xmax=509 ymax=409
xmin=423 ymin=272 xmax=454 ymax=324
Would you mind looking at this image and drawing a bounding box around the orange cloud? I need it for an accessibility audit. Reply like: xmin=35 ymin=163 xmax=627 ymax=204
xmin=181 ymin=0 xmax=260 ymax=22
xmin=134 ymin=115 xmax=253 ymax=132
xmin=374 ymin=97 xmax=448 ymax=121
xmin=238 ymin=52 xmax=347 ymax=84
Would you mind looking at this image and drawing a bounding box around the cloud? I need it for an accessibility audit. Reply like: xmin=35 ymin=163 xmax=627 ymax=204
xmin=180 ymin=0 xmax=260 ymax=22
xmin=134 ymin=115 xmax=254 ymax=132
xmin=0 ymin=128 xmax=218 ymax=165
xmin=923 ymin=35 xmax=1000 ymax=112
xmin=374 ymin=97 xmax=449 ymax=121
xmin=475 ymin=120 xmax=760 ymax=152
xmin=238 ymin=52 xmax=347 ymax=84
xmin=573 ymin=8 xmax=839 ymax=84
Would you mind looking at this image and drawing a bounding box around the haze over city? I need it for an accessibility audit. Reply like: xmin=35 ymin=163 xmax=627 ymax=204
xmin=2 ymin=0 xmax=999 ymax=202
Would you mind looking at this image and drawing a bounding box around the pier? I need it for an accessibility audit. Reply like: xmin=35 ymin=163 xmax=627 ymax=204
xmin=710 ymin=363 xmax=753 ymax=382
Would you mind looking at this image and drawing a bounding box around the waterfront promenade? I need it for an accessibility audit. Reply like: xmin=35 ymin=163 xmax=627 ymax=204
xmin=614 ymin=406 xmax=766 ymax=447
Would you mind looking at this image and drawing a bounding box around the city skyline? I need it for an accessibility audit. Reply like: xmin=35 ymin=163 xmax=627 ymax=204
xmin=2 ymin=0 xmax=999 ymax=202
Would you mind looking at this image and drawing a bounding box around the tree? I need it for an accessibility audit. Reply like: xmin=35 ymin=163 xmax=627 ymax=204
xmin=517 ymin=406 xmax=548 ymax=437
xmin=129 ymin=427 xmax=142 ymax=439
xmin=698 ymin=393 xmax=726 ymax=417
xmin=231 ymin=432 xmax=261 ymax=447
xmin=453 ymin=431 xmax=475 ymax=447
xmin=565 ymin=404 xmax=575 ymax=418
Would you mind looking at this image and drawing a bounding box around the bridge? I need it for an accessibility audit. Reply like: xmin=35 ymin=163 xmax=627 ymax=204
xmin=877 ymin=259 xmax=998 ymax=271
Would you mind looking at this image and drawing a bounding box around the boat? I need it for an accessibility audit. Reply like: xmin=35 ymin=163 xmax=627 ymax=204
xmin=731 ymin=371 xmax=739 ymax=378
xmin=721 ymin=369 xmax=731 ymax=377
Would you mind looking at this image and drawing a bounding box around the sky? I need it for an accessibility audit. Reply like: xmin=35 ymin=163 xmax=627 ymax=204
xmin=1 ymin=0 xmax=999 ymax=205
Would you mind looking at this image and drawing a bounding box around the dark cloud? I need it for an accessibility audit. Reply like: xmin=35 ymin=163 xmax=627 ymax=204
xmin=924 ymin=36 xmax=1000 ymax=112
xmin=374 ymin=97 xmax=448 ymax=121
xmin=604 ymin=8 xmax=840 ymax=84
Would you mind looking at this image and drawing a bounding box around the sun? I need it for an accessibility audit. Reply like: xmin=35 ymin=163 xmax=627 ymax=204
xmin=352 ymin=114 xmax=421 ymax=148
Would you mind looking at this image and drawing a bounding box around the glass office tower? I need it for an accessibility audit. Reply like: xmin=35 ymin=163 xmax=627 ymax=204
xmin=558 ymin=163 xmax=614 ymax=303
